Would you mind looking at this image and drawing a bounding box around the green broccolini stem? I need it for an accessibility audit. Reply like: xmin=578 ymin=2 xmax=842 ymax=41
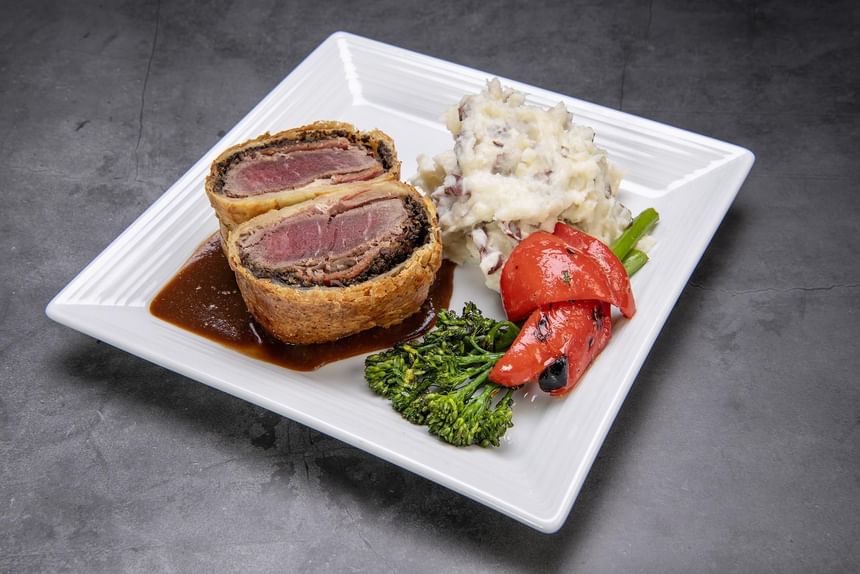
xmin=455 ymin=353 xmax=505 ymax=366
xmin=454 ymin=365 xmax=493 ymax=396
xmin=465 ymin=336 xmax=505 ymax=357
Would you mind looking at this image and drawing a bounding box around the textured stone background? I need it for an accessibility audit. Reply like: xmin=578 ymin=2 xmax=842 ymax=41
xmin=1 ymin=0 xmax=858 ymax=572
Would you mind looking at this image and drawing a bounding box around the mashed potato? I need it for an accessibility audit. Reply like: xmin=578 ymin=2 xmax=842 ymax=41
xmin=413 ymin=78 xmax=631 ymax=291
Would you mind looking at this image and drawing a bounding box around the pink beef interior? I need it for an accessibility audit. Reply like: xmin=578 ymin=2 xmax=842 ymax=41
xmin=254 ymin=198 xmax=406 ymax=265
xmin=237 ymin=186 xmax=428 ymax=287
xmin=223 ymin=141 xmax=383 ymax=198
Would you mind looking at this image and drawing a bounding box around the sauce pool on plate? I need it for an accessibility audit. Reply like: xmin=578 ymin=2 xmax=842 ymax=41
xmin=149 ymin=234 xmax=455 ymax=371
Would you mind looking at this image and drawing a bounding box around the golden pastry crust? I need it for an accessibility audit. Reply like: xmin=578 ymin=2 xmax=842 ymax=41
xmin=225 ymin=182 xmax=442 ymax=345
xmin=205 ymin=121 xmax=401 ymax=231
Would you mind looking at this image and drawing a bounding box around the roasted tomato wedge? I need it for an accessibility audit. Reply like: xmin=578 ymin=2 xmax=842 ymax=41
xmin=500 ymin=232 xmax=615 ymax=322
xmin=489 ymin=301 xmax=612 ymax=396
xmin=551 ymin=222 xmax=635 ymax=318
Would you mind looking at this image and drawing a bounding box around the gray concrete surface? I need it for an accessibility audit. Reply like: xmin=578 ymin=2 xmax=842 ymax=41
xmin=2 ymin=0 xmax=859 ymax=572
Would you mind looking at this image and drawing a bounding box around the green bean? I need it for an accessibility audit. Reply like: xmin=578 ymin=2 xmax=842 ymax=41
xmin=611 ymin=208 xmax=659 ymax=261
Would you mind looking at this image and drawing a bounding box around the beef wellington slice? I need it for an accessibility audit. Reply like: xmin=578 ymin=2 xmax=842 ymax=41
xmin=225 ymin=181 xmax=442 ymax=344
xmin=206 ymin=121 xmax=400 ymax=233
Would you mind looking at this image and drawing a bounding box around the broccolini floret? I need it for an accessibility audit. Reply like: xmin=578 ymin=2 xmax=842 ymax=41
xmin=364 ymin=303 xmax=520 ymax=448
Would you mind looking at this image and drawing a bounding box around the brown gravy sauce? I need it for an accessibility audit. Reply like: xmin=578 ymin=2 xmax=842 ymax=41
xmin=149 ymin=234 xmax=455 ymax=371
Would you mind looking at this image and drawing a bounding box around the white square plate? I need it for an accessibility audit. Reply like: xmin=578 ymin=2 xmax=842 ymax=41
xmin=46 ymin=32 xmax=754 ymax=532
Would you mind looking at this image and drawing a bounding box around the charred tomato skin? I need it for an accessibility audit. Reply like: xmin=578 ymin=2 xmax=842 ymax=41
xmin=538 ymin=356 xmax=568 ymax=393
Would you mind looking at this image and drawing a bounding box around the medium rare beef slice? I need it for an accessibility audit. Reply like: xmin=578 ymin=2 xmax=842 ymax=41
xmin=237 ymin=194 xmax=429 ymax=287
xmin=214 ymin=135 xmax=392 ymax=198
xmin=223 ymin=144 xmax=382 ymax=198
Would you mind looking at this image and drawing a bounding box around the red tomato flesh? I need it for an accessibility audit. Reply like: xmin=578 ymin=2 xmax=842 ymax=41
xmin=500 ymin=232 xmax=615 ymax=322
xmin=489 ymin=301 xmax=612 ymax=395
xmin=551 ymin=223 xmax=636 ymax=318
